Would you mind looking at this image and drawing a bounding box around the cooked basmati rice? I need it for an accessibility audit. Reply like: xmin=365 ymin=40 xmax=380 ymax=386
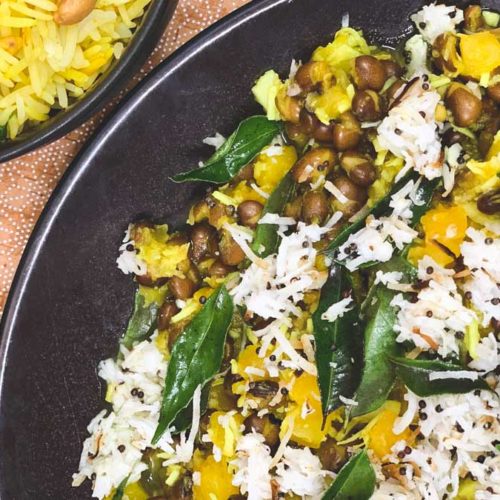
xmin=0 ymin=0 xmax=152 ymax=139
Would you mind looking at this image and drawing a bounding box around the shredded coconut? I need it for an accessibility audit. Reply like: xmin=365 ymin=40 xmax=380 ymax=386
xmin=321 ymin=296 xmax=353 ymax=322
xmin=387 ymin=388 xmax=500 ymax=498
xmin=231 ymin=222 xmax=328 ymax=320
xmin=202 ymin=132 xmax=226 ymax=150
xmin=460 ymin=228 xmax=500 ymax=327
xmin=411 ymin=3 xmax=464 ymax=44
xmin=391 ymin=256 xmax=476 ymax=357
xmin=72 ymin=338 xmax=172 ymax=499
xmin=377 ymin=77 xmax=443 ymax=180
xmin=336 ymin=215 xmax=418 ymax=271
xmin=116 ymin=225 xmax=147 ymax=276
xmin=231 ymin=433 xmax=273 ymax=500
xmin=276 ymin=446 xmax=331 ymax=498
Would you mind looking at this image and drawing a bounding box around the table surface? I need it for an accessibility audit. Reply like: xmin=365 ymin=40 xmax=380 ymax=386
xmin=0 ymin=0 xmax=249 ymax=312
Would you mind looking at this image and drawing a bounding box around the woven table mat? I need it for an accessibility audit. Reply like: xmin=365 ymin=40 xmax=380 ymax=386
xmin=0 ymin=0 xmax=250 ymax=312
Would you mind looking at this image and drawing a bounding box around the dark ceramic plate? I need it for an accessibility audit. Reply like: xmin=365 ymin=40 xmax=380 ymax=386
xmin=0 ymin=0 xmax=178 ymax=164
xmin=0 ymin=0 xmax=493 ymax=498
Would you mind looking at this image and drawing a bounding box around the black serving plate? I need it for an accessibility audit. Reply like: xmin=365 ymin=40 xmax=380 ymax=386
xmin=0 ymin=0 xmax=493 ymax=498
xmin=0 ymin=0 xmax=178 ymax=164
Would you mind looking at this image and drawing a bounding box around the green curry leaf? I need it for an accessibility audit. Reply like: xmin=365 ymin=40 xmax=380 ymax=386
xmin=321 ymin=450 xmax=376 ymax=500
xmin=324 ymin=171 xmax=439 ymax=261
xmin=313 ymin=265 xmax=363 ymax=417
xmin=251 ymin=171 xmax=296 ymax=257
xmin=351 ymin=284 xmax=402 ymax=417
xmin=390 ymin=357 xmax=490 ymax=397
xmin=172 ymin=116 xmax=282 ymax=184
xmin=121 ymin=291 xmax=159 ymax=349
xmin=152 ymin=286 xmax=234 ymax=444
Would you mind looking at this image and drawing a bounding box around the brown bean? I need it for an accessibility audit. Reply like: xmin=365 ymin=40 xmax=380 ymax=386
xmin=332 ymin=111 xmax=362 ymax=151
xmin=208 ymin=202 xmax=231 ymax=228
xmin=169 ymin=276 xmax=196 ymax=300
xmin=352 ymin=90 xmax=383 ymax=122
xmin=487 ymin=67 xmax=500 ymax=104
xmin=208 ymin=260 xmax=234 ymax=277
xmin=219 ymin=230 xmax=245 ymax=266
xmin=302 ymin=190 xmax=329 ymax=224
xmin=317 ymin=437 xmax=347 ymax=472
xmin=244 ymin=413 xmax=280 ymax=448
xmin=299 ymin=109 xmax=333 ymax=143
xmin=354 ymin=55 xmax=387 ymax=91
xmin=477 ymin=189 xmax=500 ymax=215
xmin=381 ymin=59 xmax=403 ymax=79
xmin=333 ymin=175 xmax=368 ymax=204
xmin=135 ymin=274 xmax=168 ymax=288
xmin=157 ymin=300 xmax=179 ymax=330
xmin=295 ymin=61 xmax=330 ymax=93
xmin=238 ymin=200 xmax=263 ymax=228
xmin=285 ymin=122 xmax=308 ymax=147
xmin=291 ymin=147 xmax=336 ymax=183
xmin=276 ymin=87 xmax=302 ymax=124
xmin=189 ymin=223 xmax=218 ymax=263
xmin=464 ymin=5 xmax=484 ymax=32
xmin=234 ymin=163 xmax=255 ymax=182
xmin=446 ymin=87 xmax=482 ymax=127
xmin=54 ymin=0 xmax=96 ymax=25
xmin=340 ymin=151 xmax=377 ymax=187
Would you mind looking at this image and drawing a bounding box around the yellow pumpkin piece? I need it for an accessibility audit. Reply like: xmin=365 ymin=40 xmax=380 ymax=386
xmin=134 ymin=225 xmax=190 ymax=281
xmin=226 ymin=180 xmax=265 ymax=205
xmin=192 ymin=455 xmax=238 ymax=500
xmin=459 ymin=32 xmax=500 ymax=80
xmin=307 ymin=82 xmax=355 ymax=123
xmin=364 ymin=404 xmax=413 ymax=459
xmin=232 ymin=344 xmax=269 ymax=381
xmin=409 ymin=205 xmax=468 ymax=266
xmin=282 ymin=373 xmax=328 ymax=449
xmin=253 ymin=145 xmax=298 ymax=194
xmin=207 ymin=411 xmax=244 ymax=458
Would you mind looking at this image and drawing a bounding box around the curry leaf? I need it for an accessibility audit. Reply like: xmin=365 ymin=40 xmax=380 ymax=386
xmin=152 ymin=286 xmax=234 ymax=444
xmin=351 ymin=284 xmax=402 ymax=417
xmin=390 ymin=357 xmax=490 ymax=397
xmin=313 ymin=265 xmax=363 ymax=416
xmin=251 ymin=171 xmax=296 ymax=257
xmin=321 ymin=450 xmax=376 ymax=500
xmin=121 ymin=291 xmax=159 ymax=349
xmin=324 ymin=171 xmax=439 ymax=260
xmin=172 ymin=116 xmax=282 ymax=184
xmin=352 ymin=257 xmax=417 ymax=416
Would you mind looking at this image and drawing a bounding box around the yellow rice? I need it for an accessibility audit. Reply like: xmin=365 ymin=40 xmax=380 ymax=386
xmin=0 ymin=0 xmax=153 ymax=139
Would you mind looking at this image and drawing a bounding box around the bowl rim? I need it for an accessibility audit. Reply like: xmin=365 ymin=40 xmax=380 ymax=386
xmin=0 ymin=0 xmax=178 ymax=164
